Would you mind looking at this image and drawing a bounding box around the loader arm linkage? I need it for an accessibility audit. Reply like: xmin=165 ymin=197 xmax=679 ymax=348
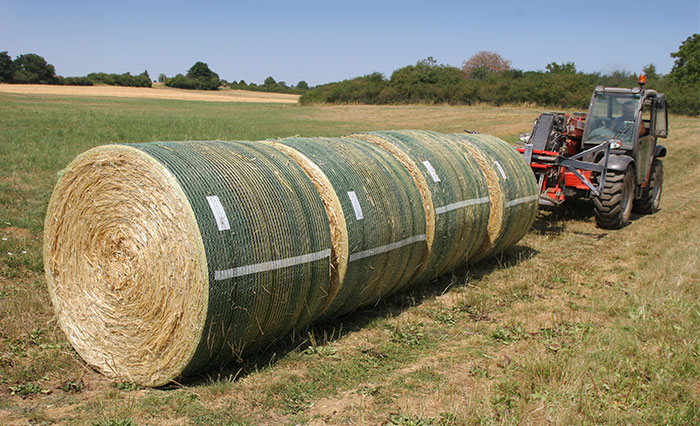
xmin=518 ymin=141 xmax=611 ymax=204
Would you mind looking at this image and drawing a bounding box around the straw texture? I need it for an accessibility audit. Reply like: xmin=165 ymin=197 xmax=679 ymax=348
xmin=44 ymin=130 xmax=537 ymax=387
xmin=273 ymin=137 xmax=428 ymax=319
xmin=44 ymin=141 xmax=333 ymax=386
xmin=44 ymin=145 xmax=208 ymax=387
xmin=452 ymin=133 xmax=539 ymax=261
xmin=261 ymin=141 xmax=349 ymax=315
xmin=351 ymin=131 xmax=490 ymax=283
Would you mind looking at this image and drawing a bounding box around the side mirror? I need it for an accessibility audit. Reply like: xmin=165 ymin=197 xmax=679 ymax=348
xmin=654 ymin=98 xmax=668 ymax=138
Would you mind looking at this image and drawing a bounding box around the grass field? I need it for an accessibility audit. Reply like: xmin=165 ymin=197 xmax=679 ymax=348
xmin=0 ymin=92 xmax=698 ymax=425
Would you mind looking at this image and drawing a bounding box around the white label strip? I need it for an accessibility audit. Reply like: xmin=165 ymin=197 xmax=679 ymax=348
xmin=494 ymin=161 xmax=508 ymax=180
xmin=347 ymin=191 xmax=364 ymax=220
xmin=349 ymin=234 xmax=426 ymax=262
xmin=214 ymin=248 xmax=331 ymax=280
xmin=435 ymin=196 xmax=490 ymax=215
xmin=206 ymin=195 xmax=231 ymax=231
xmin=504 ymin=194 xmax=539 ymax=208
xmin=422 ymin=160 xmax=441 ymax=183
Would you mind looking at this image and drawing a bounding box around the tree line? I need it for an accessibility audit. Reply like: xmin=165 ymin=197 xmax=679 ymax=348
xmin=0 ymin=52 xmax=308 ymax=93
xmin=2 ymin=34 xmax=697 ymax=114
xmin=0 ymin=52 xmax=151 ymax=87
xmin=300 ymin=35 xmax=700 ymax=116
xmin=160 ymin=62 xmax=308 ymax=94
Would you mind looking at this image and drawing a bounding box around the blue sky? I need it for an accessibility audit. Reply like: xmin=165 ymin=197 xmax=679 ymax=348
xmin=2 ymin=0 xmax=698 ymax=86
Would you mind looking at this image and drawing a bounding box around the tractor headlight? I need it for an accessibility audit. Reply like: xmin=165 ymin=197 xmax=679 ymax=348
xmin=519 ymin=132 xmax=531 ymax=143
xmin=609 ymin=139 xmax=622 ymax=149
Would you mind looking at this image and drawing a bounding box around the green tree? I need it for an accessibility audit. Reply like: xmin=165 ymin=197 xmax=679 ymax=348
xmin=546 ymin=62 xmax=577 ymax=73
xmin=166 ymin=73 xmax=195 ymax=89
xmin=389 ymin=59 xmax=465 ymax=103
xmin=187 ymin=62 xmax=214 ymax=80
xmin=669 ymin=33 xmax=700 ymax=85
xmin=296 ymin=80 xmax=309 ymax=90
xmin=11 ymin=53 xmax=57 ymax=84
xmin=158 ymin=73 xmax=167 ymax=83
xmin=643 ymin=63 xmax=659 ymax=79
xmin=418 ymin=56 xmax=438 ymax=67
xmin=0 ymin=51 xmax=13 ymax=82
xmin=468 ymin=67 xmax=492 ymax=80
xmin=184 ymin=61 xmax=220 ymax=90
xmin=264 ymin=76 xmax=276 ymax=86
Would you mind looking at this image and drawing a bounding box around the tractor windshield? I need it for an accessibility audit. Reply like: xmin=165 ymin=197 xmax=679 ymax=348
xmin=583 ymin=92 xmax=641 ymax=148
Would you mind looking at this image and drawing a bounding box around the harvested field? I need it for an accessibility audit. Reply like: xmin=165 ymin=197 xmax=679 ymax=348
xmin=0 ymin=92 xmax=698 ymax=425
xmin=0 ymin=83 xmax=299 ymax=103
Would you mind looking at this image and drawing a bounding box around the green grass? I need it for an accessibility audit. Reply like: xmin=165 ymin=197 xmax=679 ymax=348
xmin=0 ymin=92 xmax=698 ymax=425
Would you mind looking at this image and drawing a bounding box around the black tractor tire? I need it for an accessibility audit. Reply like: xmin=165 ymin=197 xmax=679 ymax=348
xmin=594 ymin=166 xmax=635 ymax=229
xmin=633 ymin=159 xmax=663 ymax=214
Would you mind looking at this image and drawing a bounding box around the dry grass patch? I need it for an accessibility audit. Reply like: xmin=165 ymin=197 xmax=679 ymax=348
xmin=0 ymin=83 xmax=299 ymax=104
xmin=292 ymin=104 xmax=541 ymax=140
xmin=0 ymin=96 xmax=698 ymax=425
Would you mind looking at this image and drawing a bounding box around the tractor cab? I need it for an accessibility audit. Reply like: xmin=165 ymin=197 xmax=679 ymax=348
xmin=582 ymin=85 xmax=668 ymax=185
xmin=583 ymin=90 xmax=643 ymax=148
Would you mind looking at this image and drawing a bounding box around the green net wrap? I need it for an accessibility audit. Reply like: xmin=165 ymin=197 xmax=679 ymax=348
xmin=350 ymin=130 xmax=490 ymax=283
xmin=273 ymin=137 xmax=428 ymax=319
xmin=44 ymin=130 xmax=538 ymax=386
xmin=451 ymin=133 xmax=539 ymax=261
xmin=127 ymin=140 xmax=333 ymax=375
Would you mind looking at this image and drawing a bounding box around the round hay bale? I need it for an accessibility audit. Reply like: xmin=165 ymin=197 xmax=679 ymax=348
xmin=44 ymin=130 xmax=537 ymax=387
xmin=351 ymin=130 xmax=490 ymax=283
xmin=451 ymin=133 xmax=538 ymax=261
xmin=273 ymin=137 xmax=428 ymax=319
xmin=43 ymin=141 xmax=333 ymax=386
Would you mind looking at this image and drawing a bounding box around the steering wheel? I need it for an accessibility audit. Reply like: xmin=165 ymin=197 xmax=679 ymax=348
xmin=588 ymin=127 xmax=615 ymax=139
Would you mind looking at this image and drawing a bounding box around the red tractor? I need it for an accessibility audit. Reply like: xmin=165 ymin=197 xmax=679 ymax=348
xmin=517 ymin=76 xmax=668 ymax=228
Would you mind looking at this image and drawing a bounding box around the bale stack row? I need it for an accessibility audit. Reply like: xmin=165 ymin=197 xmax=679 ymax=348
xmin=43 ymin=130 xmax=538 ymax=386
